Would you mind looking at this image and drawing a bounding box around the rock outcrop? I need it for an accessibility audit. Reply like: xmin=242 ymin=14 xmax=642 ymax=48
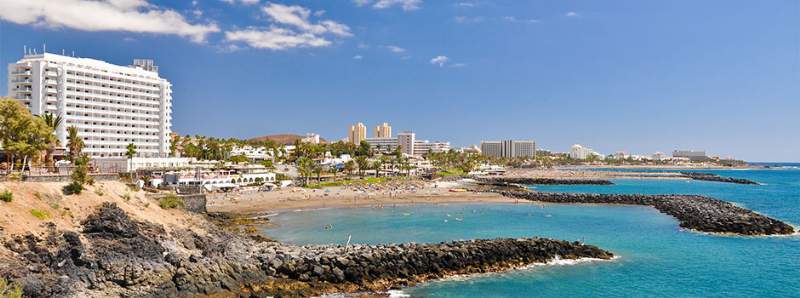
xmin=499 ymin=191 xmax=794 ymax=236
xmin=477 ymin=177 xmax=614 ymax=186
xmin=1 ymin=203 xmax=613 ymax=297
xmin=680 ymin=172 xmax=759 ymax=185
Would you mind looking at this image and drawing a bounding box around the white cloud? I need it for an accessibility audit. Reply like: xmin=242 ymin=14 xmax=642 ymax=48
xmin=454 ymin=16 xmax=484 ymax=24
xmin=353 ymin=0 xmax=371 ymax=7
xmin=385 ymin=45 xmax=406 ymax=53
xmin=565 ymin=11 xmax=579 ymax=17
xmin=262 ymin=3 xmax=351 ymax=37
xmin=353 ymin=55 xmax=363 ymax=60
xmin=221 ymin=0 xmax=259 ymax=5
xmin=225 ymin=3 xmax=352 ymax=50
xmin=430 ymin=55 xmax=449 ymax=67
xmin=456 ymin=2 xmax=476 ymax=8
xmin=355 ymin=0 xmax=422 ymax=11
xmin=503 ymin=16 xmax=540 ymax=24
xmin=0 ymin=0 xmax=220 ymax=43
xmin=224 ymin=28 xmax=330 ymax=50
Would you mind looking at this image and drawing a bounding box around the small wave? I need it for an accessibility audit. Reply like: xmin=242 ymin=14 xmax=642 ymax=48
xmin=387 ymin=290 xmax=410 ymax=297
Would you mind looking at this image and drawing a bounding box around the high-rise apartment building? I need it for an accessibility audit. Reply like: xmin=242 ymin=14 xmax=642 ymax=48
xmin=8 ymin=52 xmax=173 ymax=158
xmin=397 ymin=131 xmax=416 ymax=156
xmin=374 ymin=122 xmax=392 ymax=138
xmin=481 ymin=140 xmax=536 ymax=158
xmin=348 ymin=122 xmax=367 ymax=144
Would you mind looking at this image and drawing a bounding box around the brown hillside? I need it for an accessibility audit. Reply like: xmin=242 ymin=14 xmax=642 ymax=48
xmin=249 ymin=134 xmax=327 ymax=145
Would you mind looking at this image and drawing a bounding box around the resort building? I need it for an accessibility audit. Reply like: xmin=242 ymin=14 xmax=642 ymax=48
xmin=8 ymin=52 xmax=173 ymax=158
xmin=374 ymin=122 xmax=392 ymax=138
xmin=348 ymin=122 xmax=367 ymax=144
xmin=301 ymin=133 xmax=321 ymax=144
xmin=570 ymin=144 xmax=602 ymax=160
xmin=672 ymin=150 xmax=709 ymax=162
xmin=364 ymin=131 xmax=450 ymax=156
xmin=480 ymin=140 xmax=536 ymax=158
xmin=397 ymin=132 xmax=415 ymax=155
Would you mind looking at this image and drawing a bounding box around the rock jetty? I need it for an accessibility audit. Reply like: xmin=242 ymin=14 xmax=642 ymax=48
xmin=499 ymin=191 xmax=794 ymax=236
xmin=680 ymin=172 xmax=759 ymax=185
xmin=478 ymin=177 xmax=614 ymax=186
xmin=1 ymin=203 xmax=613 ymax=297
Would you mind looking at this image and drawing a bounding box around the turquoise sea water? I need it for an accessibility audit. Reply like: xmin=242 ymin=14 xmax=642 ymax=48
xmin=263 ymin=169 xmax=800 ymax=297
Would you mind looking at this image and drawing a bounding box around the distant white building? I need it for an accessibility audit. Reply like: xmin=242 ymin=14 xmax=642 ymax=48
xmin=673 ymin=150 xmax=709 ymax=162
xmin=570 ymin=144 xmax=602 ymax=160
xmin=480 ymin=140 xmax=536 ymax=158
xmin=8 ymin=52 xmax=173 ymax=158
xmin=301 ymin=133 xmax=320 ymax=144
xmin=232 ymin=145 xmax=279 ymax=161
xmin=364 ymin=131 xmax=450 ymax=156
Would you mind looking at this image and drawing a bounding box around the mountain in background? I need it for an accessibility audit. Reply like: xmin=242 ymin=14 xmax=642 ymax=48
xmin=248 ymin=134 xmax=328 ymax=145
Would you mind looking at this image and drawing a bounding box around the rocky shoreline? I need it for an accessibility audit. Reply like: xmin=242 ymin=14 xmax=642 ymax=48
xmin=498 ymin=191 xmax=794 ymax=236
xmin=1 ymin=203 xmax=613 ymax=297
xmin=477 ymin=177 xmax=614 ymax=186
xmin=680 ymin=172 xmax=759 ymax=185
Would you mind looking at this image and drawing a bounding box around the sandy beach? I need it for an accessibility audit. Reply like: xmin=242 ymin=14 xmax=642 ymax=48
xmin=206 ymin=181 xmax=513 ymax=214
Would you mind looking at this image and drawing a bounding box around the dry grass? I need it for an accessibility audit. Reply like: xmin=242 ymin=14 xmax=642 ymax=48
xmin=0 ymin=180 xmax=209 ymax=236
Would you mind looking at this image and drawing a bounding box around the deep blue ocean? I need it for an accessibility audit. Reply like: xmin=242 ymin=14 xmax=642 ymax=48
xmin=263 ymin=168 xmax=800 ymax=297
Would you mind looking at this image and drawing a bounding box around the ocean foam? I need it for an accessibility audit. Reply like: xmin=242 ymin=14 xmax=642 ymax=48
xmin=387 ymin=289 xmax=410 ymax=297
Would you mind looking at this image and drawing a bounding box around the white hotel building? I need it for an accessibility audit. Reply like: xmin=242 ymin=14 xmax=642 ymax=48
xmin=8 ymin=53 xmax=173 ymax=158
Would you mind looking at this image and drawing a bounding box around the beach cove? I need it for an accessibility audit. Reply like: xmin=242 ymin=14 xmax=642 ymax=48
xmin=262 ymin=168 xmax=800 ymax=297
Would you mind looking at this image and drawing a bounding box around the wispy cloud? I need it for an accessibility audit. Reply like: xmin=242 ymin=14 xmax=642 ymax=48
xmin=455 ymin=2 xmax=477 ymax=8
xmin=0 ymin=0 xmax=220 ymax=43
xmin=430 ymin=55 xmax=449 ymax=67
xmin=454 ymin=16 xmax=484 ymax=24
xmin=353 ymin=55 xmax=363 ymax=60
xmin=221 ymin=0 xmax=260 ymax=5
xmin=565 ymin=11 xmax=579 ymax=17
xmin=354 ymin=0 xmax=422 ymax=11
xmin=385 ymin=45 xmax=407 ymax=53
xmin=225 ymin=3 xmax=352 ymax=50
xmin=503 ymin=16 xmax=540 ymax=24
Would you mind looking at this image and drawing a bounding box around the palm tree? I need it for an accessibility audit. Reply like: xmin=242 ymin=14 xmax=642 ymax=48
xmin=38 ymin=112 xmax=63 ymax=170
xmin=296 ymin=157 xmax=315 ymax=186
xmin=66 ymin=126 xmax=84 ymax=161
xmin=344 ymin=160 xmax=356 ymax=177
xmin=126 ymin=143 xmax=136 ymax=172
xmin=354 ymin=156 xmax=369 ymax=178
xmin=372 ymin=159 xmax=383 ymax=177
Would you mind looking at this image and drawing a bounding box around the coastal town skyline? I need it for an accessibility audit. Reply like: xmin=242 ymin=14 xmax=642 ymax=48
xmin=1 ymin=1 xmax=798 ymax=162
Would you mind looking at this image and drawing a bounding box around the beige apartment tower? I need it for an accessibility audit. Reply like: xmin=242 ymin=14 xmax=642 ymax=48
xmin=348 ymin=122 xmax=367 ymax=144
xmin=374 ymin=122 xmax=392 ymax=138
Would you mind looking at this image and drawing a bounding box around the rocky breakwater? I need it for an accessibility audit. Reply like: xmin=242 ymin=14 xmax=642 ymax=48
xmin=478 ymin=177 xmax=614 ymax=186
xmin=1 ymin=203 xmax=613 ymax=297
xmin=680 ymin=172 xmax=759 ymax=185
xmin=500 ymin=191 xmax=794 ymax=236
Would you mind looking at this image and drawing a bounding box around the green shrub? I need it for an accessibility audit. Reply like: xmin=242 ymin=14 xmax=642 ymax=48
xmin=94 ymin=186 xmax=104 ymax=196
xmin=0 ymin=191 xmax=12 ymax=202
xmin=158 ymin=195 xmax=184 ymax=209
xmin=30 ymin=209 xmax=50 ymax=220
xmin=122 ymin=192 xmax=132 ymax=201
xmin=0 ymin=278 xmax=23 ymax=298
xmin=7 ymin=172 xmax=21 ymax=182
xmin=62 ymin=181 xmax=83 ymax=195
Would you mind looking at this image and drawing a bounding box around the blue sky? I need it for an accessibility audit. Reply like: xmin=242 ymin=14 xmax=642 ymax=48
xmin=1 ymin=0 xmax=799 ymax=161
